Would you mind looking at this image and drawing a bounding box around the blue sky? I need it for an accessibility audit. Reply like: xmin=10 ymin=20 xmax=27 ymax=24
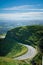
xmin=0 ymin=0 xmax=43 ymax=21
xmin=0 ymin=0 xmax=43 ymax=8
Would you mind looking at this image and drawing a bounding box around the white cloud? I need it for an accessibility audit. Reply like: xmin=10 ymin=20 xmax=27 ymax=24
xmin=1 ymin=5 xmax=43 ymax=11
xmin=0 ymin=12 xmax=43 ymax=20
xmin=1 ymin=5 xmax=34 ymax=10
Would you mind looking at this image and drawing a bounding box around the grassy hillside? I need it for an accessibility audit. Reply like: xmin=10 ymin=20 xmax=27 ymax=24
xmin=0 ymin=25 xmax=43 ymax=65
xmin=5 ymin=25 xmax=43 ymax=46
xmin=0 ymin=39 xmax=28 ymax=58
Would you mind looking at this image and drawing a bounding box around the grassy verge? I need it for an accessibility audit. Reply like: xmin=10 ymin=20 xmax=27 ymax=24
xmin=0 ymin=57 xmax=29 ymax=65
xmin=13 ymin=45 xmax=28 ymax=58
xmin=6 ymin=44 xmax=28 ymax=58
xmin=0 ymin=57 xmax=19 ymax=65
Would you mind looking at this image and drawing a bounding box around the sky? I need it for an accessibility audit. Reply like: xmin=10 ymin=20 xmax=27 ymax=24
xmin=0 ymin=0 xmax=43 ymax=21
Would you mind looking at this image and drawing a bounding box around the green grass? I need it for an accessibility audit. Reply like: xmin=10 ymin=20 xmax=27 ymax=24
xmin=0 ymin=57 xmax=29 ymax=65
xmin=6 ymin=44 xmax=28 ymax=58
xmin=0 ymin=39 xmax=28 ymax=58
xmin=0 ymin=57 xmax=17 ymax=65
xmin=31 ymin=53 xmax=42 ymax=65
xmin=0 ymin=25 xmax=43 ymax=65
xmin=6 ymin=25 xmax=43 ymax=46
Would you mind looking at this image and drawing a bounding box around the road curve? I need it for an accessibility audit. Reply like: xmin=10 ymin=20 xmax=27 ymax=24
xmin=14 ymin=44 xmax=37 ymax=60
xmin=1 ymin=35 xmax=37 ymax=60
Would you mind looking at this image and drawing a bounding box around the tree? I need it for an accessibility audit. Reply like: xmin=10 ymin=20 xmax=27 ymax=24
xmin=38 ymin=38 xmax=43 ymax=55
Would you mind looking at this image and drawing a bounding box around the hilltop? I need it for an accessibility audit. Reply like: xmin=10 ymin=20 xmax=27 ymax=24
xmin=5 ymin=25 xmax=43 ymax=46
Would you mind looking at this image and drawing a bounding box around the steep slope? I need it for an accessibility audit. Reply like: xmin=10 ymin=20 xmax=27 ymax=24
xmin=0 ymin=37 xmax=27 ymax=58
xmin=5 ymin=25 xmax=43 ymax=46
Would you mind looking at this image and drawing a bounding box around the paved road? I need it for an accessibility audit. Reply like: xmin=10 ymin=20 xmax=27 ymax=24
xmin=1 ymin=35 xmax=37 ymax=60
xmin=14 ymin=44 xmax=37 ymax=60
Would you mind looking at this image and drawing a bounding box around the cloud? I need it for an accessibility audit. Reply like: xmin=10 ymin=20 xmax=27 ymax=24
xmin=1 ymin=5 xmax=43 ymax=11
xmin=0 ymin=12 xmax=43 ymax=20
xmin=1 ymin=5 xmax=34 ymax=10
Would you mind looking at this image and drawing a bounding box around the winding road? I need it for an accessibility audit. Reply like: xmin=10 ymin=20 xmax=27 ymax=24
xmin=14 ymin=44 xmax=37 ymax=60
xmin=1 ymin=36 xmax=37 ymax=60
